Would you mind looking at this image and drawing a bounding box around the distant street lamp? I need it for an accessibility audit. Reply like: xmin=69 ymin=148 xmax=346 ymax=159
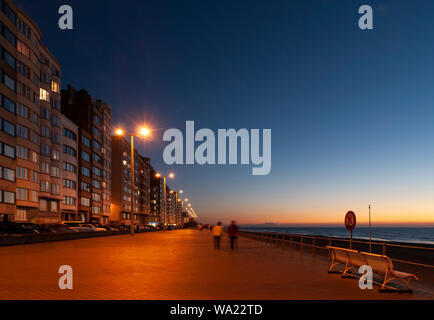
xmin=115 ymin=126 xmax=151 ymax=236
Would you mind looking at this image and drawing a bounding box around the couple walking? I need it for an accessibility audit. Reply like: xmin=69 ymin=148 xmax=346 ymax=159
xmin=212 ymin=221 xmax=239 ymax=251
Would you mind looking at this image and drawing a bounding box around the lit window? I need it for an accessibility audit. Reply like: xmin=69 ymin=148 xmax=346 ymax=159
xmin=39 ymin=88 xmax=49 ymax=102
xmin=51 ymin=80 xmax=60 ymax=93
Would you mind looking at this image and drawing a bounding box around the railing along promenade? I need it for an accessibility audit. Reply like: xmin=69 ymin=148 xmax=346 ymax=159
xmin=239 ymin=230 xmax=434 ymax=270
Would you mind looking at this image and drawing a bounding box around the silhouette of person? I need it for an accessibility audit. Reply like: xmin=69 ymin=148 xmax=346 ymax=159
xmin=227 ymin=221 xmax=239 ymax=251
xmin=212 ymin=222 xmax=224 ymax=250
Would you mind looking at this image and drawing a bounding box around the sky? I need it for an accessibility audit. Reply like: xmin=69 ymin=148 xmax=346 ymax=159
xmin=15 ymin=0 xmax=434 ymax=226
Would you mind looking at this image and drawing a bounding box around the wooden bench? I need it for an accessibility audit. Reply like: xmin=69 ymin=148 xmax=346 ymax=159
xmin=327 ymin=246 xmax=419 ymax=293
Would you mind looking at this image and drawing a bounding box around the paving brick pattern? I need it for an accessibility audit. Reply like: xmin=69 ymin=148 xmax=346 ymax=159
xmin=0 ymin=230 xmax=431 ymax=300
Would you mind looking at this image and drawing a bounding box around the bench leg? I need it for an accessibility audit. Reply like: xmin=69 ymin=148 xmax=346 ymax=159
xmin=380 ymin=276 xmax=414 ymax=293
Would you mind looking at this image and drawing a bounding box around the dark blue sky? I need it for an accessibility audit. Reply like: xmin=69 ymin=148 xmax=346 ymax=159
xmin=15 ymin=0 xmax=434 ymax=225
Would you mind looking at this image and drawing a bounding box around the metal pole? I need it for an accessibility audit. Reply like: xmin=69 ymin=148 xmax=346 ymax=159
xmin=130 ymin=135 xmax=135 ymax=236
xmin=163 ymin=176 xmax=167 ymax=231
xmin=369 ymin=205 xmax=372 ymax=253
xmin=175 ymin=192 xmax=178 ymax=227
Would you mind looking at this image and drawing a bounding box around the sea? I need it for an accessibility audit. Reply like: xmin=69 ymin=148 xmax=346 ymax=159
xmin=239 ymin=227 xmax=434 ymax=245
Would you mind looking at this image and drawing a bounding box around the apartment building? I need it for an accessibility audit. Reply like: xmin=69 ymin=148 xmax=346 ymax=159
xmin=149 ymin=166 xmax=161 ymax=225
xmin=0 ymin=0 xmax=65 ymax=223
xmin=61 ymin=85 xmax=112 ymax=224
xmin=60 ymin=114 xmax=78 ymax=221
xmin=166 ymin=187 xmax=176 ymax=226
xmin=111 ymin=135 xmax=152 ymax=226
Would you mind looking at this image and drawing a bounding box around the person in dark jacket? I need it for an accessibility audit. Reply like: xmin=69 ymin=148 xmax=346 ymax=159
xmin=227 ymin=221 xmax=239 ymax=251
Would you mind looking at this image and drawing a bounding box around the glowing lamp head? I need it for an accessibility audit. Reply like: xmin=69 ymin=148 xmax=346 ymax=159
xmin=115 ymin=129 xmax=124 ymax=136
xmin=155 ymin=173 xmax=161 ymax=178
xmin=168 ymin=173 xmax=175 ymax=179
xmin=139 ymin=127 xmax=150 ymax=137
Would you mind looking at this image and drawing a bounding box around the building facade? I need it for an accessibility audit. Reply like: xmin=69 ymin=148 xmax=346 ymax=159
xmin=0 ymin=0 xmax=65 ymax=223
xmin=61 ymin=85 xmax=112 ymax=224
xmin=111 ymin=135 xmax=152 ymax=226
xmin=60 ymin=114 xmax=78 ymax=221
xmin=149 ymin=167 xmax=161 ymax=225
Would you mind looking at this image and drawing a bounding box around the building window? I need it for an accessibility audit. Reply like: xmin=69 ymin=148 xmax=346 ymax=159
xmin=2 ymin=119 xmax=15 ymax=136
xmin=63 ymin=162 xmax=77 ymax=173
xmin=52 ymin=150 xmax=60 ymax=161
xmin=17 ymin=40 xmax=30 ymax=58
xmin=17 ymin=125 xmax=29 ymax=139
xmin=16 ymin=167 xmax=28 ymax=180
xmin=2 ymin=96 xmax=16 ymax=113
xmin=52 ymin=132 xmax=60 ymax=144
xmin=92 ymin=193 xmax=101 ymax=202
xmin=40 ymin=181 xmax=50 ymax=193
xmin=51 ymin=201 xmax=58 ymax=212
xmin=16 ymin=146 xmax=29 ymax=159
xmin=4 ymin=74 xmax=16 ymax=91
xmin=92 ymin=166 xmax=101 ymax=177
xmin=63 ymin=197 xmax=76 ymax=206
xmin=4 ymin=3 xmax=17 ymax=24
xmin=63 ymin=145 xmax=76 ymax=157
xmin=51 ymin=184 xmax=60 ymax=195
xmin=92 ymin=180 xmax=101 ymax=189
xmin=40 ymin=162 xmax=50 ymax=174
xmin=81 ymin=166 xmax=90 ymax=177
xmin=31 ymin=191 xmax=37 ymax=202
xmin=40 ymin=126 xmax=50 ymax=138
xmin=40 ymin=108 xmax=50 ymax=120
xmin=81 ymin=151 xmax=91 ymax=162
xmin=16 ymin=188 xmax=28 ymax=201
xmin=92 ymin=140 xmax=102 ymax=152
xmin=52 ymin=115 xmax=60 ymax=127
xmin=51 ymin=80 xmax=60 ymax=93
xmin=51 ymin=166 xmax=60 ymax=177
xmin=39 ymin=88 xmax=49 ymax=102
xmin=17 ymin=18 xmax=31 ymax=38
xmin=92 ymin=206 xmax=101 ymax=215
xmin=63 ymin=179 xmax=76 ymax=189
xmin=2 ymin=191 xmax=15 ymax=204
xmin=2 ymin=143 xmax=15 ymax=158
xmin=81 ymin=182 xmax=90 ymax=192
xmin=16 ymin=209 xmax=28 ymax=221
xmin=39 ymin=199 xmax=48 ymax=211
xmin=32 ymin=171 xmax=38 ymax=183
xmin=4 ymin=49 xmax=16 ymax=68
xmin=40 ymin=144 xmax=50 ymax=156
xmin=3 ymin=167 xmax=15 ymax=181
xmin=17 ymin=104 xmax=29 ymax=119
xmin=80 ymin=197 xmax=90 ymax=207
xmin=3 ymin=26 xmax=16 ymax=46
xmin=81 ymin=135 xmax=91 ymax=147
xmin=63 ymin=128 xmax=76 ymax=140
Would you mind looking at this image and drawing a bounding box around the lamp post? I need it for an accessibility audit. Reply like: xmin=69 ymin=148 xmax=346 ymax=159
xmin=115 ymin=127 xmax=150 ymax=236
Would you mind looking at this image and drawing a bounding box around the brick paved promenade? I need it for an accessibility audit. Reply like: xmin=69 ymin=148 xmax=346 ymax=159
xmin=0 ymin=230 xmax=431 ymax=300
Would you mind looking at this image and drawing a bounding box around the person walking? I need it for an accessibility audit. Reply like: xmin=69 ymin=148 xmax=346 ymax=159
xmin=212 ymin=222 xmax=224 ymax=250
xmin=227 ymin=221 xmax=239 ymax=251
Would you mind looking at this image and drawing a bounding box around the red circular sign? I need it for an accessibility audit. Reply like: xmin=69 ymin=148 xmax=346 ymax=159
xmin=345 ymin=211 xmax=357 ymax=231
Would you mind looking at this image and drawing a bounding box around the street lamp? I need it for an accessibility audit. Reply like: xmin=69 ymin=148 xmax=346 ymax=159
xmin=116 ymin=126 xmax=151 ymax=236
xmin=155 ymin=172 xmax=175 ymax=231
